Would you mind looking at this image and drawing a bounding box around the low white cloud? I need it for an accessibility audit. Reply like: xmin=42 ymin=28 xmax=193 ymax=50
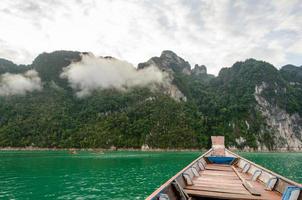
xmin=0 ymin=0 xmax=301 ymax=74
xmin=60 ymin=53 xmax=167 ymax=97
xmin=0 ymin=70 xmax=42 ymax=96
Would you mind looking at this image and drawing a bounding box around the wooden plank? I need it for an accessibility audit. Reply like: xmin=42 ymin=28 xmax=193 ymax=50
xmin=211 ymin=163 xmax=232 ymax=167
xmin=185 ymin=185 xmax=250 ymax=195
xmin=184 ymin=189 xmax=265 ymax=200
xmin=205 ymin=167 xmax=233 ymax=173
xmin=193 ymin=181 xmax=243 ymax=186
xmin=232 ymin=166 xmax=261 ymax=196
xmin=206 ymin=165 xmax=234 ymax=171
xmin=206 ymin=165 xmax=232 ymax=169
xmin=243 ymin=181 xmax=262 ymax=196
xmin=211 ymin=136 xmax=226 ymax=156
xmin=190 ymin=186 xmax=249 ymax=195
xmin=205 ymin=167 xmax=234 ymax=172
xmin=201 ymin=172 xmax=236 ymax=177
xmin=193 ymin=183 xmax=244 ymax=189
xmin=202 ymin=169 xmax=237 ymax=173
xmin=200 ymin=173 xmax=237 ymax=177
xmin=200 ymin=171 xmax=238 ymax=178
xmin=194 ymin=178 xmax=243 ymax=183
xmin=195 ymin=176 xmax=241 ymax=182
xmin=193 ymin=181 xmax=244 ymax=187
xmin=197 ymin=174 xmax=240 ymax=179
xmin=200 ymin=174 xmax=240 ymax=180
xmin=187 ymin=184 xmax=250 ymax=193
xmin=191 ymin=183 xmax=247 ymax=189
xmin=194 ymin=180 xmax=243 ymax=185
xmin=202 ymin=170 xmax=237 ymax=175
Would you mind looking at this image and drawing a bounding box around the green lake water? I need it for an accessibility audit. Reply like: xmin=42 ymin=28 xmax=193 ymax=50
xmin=0 ymin=151 xmax=301 ymax=200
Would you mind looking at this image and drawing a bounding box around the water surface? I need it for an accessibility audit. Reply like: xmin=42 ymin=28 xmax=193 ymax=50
xmin=0 ymin=151 xmax=301 ymax=200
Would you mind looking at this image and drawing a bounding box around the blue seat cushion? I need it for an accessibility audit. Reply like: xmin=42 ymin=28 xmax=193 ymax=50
xmin=207 ymin=156 xmax=235 ymax=164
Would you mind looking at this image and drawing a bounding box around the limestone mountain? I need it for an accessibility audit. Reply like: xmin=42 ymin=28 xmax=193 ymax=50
xmin=280 ymin=64 xmax=302 ymax=84
xmin=32 ymin=51 xmax=81 ymax=86
xmin=0 ymin=58 xmax=29 ymax=74
xmin=0 ymin=50 xmax=301 ymax=150
xmin=212 ymin=59 xmax=302 ymax=150
xmin=138 ymin=50 xmax=191 ymax=75
xmin=192 ymin=64 xmax=207 ymax=75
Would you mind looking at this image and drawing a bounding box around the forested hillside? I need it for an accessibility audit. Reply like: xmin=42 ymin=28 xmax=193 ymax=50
xmin=0 ymin=51 xmax=301 ymax=150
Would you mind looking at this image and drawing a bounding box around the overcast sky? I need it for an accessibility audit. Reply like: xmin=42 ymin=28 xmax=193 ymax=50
xmin=0 ymin=0 xmax=301 ymax=75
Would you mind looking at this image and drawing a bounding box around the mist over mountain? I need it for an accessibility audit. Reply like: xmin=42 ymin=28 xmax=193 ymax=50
xmin=60 ymin=53 xmax=167 ymax=97
xmin=0 ymin=50 xmax=301 ymax=150
xmin=0 ymin=70 xmax=42 ymax=96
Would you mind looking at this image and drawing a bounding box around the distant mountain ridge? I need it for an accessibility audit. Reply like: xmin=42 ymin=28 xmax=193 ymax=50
xmin=0 ymin=50 xmax=301 ymax=150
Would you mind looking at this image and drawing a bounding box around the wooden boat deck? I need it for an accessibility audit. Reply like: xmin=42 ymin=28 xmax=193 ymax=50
xmin=184 ymin=164 xmax=282 ymax=200
xmin=146 ymin=137 xmax=301 ymax=200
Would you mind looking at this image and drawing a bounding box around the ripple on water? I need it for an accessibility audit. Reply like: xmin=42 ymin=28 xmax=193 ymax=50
xmin=0 ymin=151 xmax=301 ymax=199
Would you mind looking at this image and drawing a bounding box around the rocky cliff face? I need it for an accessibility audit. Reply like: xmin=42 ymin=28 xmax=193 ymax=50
xmin=255 ymin=82 xmax=302 ymax=151
xmin=192 ymin=64 xmax=207 ymax=75
xmin=138 ymin=51 xmax=195 ymax=101
xmin=138 ymin=50 xmax=213 ymax=102
xmin=138 ymin=50 xmax=191 ymax=75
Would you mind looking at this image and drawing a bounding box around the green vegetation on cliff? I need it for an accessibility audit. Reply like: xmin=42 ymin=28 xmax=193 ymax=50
xmin=0 ymin=51 xmax=301 ymax=150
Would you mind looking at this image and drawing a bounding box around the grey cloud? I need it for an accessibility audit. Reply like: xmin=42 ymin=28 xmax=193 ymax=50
xmin=0 ymin=40 xmax=32 ymax=64
xmin=1 ymin=0 xmax=68 ymax=28
xmin=0 ymin=0 xmax=301 ymax=74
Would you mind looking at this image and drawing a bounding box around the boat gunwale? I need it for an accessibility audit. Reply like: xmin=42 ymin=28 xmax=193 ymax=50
xmin=146 ymin=149 xmax=301 ymax=200
xmin=145 ymin=148 xmax=213 ymax=200
xmin=225 ymin=149 xmax=302 ymax=187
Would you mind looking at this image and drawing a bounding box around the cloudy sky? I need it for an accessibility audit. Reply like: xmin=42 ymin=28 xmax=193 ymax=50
xmin=0 ymin=0 xmax=301 ymax=75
